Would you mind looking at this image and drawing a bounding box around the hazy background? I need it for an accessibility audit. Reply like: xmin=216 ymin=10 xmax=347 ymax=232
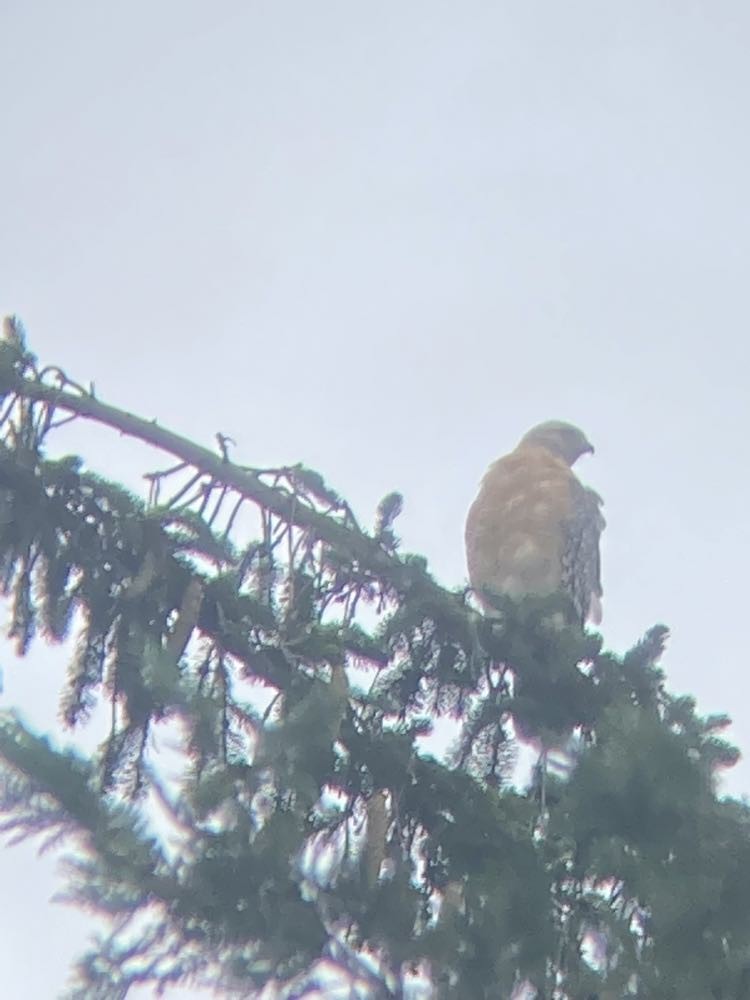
xmin=2 ymin=2 xmax=750 ymax=995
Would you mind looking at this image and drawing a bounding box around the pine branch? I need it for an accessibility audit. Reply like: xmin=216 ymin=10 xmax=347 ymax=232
xmin=0 ymin=351 xmax=420 ymax=588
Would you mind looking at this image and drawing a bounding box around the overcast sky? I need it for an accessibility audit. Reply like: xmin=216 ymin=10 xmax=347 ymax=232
xmin=3 ymin=2 xmax=750 ymax=996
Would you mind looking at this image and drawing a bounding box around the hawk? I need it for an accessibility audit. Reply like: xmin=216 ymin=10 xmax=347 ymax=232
xmin=465 ymin=421 xmax=604 ymax=626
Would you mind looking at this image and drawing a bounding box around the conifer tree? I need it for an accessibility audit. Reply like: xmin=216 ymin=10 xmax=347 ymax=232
xmin=0 ymin=316 xmax=748 ymax=999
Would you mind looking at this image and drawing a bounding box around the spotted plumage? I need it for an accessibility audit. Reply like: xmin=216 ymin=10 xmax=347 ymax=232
xmin=465 ymin=421 xmax=604 ymax=625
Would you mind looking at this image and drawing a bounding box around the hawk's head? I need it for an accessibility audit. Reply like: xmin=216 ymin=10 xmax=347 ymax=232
xmin=520 ymin=421 xmax=594 ymax=467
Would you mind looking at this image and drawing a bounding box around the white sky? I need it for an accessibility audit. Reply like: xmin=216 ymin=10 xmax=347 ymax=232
xmin=3 ymin=2 xmax=750 ymax=996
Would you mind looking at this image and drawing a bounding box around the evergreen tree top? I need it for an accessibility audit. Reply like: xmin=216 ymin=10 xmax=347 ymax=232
xmin=0 ymin=317 xmax=746 ymax=1000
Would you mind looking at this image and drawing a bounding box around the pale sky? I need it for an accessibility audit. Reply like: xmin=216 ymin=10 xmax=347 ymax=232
xmin=3 ymin=2 xmax=750 ymax=996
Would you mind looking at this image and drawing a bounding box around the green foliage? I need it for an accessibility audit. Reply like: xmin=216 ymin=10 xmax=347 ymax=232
xmin=0 ymin=321 xmax=747 ymax=998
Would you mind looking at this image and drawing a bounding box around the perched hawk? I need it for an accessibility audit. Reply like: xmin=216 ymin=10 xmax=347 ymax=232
xmin=465 ymin=421 xmax=604 ymax=626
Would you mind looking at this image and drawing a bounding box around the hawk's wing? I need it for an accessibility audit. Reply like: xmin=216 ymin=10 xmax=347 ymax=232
xmin=562 ymin=485 xmax=605 ymax=626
